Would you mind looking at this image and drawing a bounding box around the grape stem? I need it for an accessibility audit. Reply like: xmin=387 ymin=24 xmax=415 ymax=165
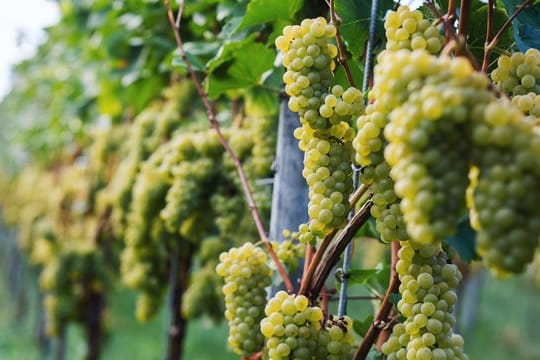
xmin=352 ymin=241 xmax=400 ymax=360
xmin=308 ymin=199 xmax=374 ymax=298
xmin=457 ymin=0 xmax=472 ymax=50
xmin=297 ymin=184 xmax=369 ymax=297
xmin=164 ymin=0 xmax=294 ymax=294
xmin=482 ymin=0 xmax=533 ymax=72
xmin=327 ymin=0 xmax=357 ymax=88
xmin=445 ymin=0 xmax=457 ymax=41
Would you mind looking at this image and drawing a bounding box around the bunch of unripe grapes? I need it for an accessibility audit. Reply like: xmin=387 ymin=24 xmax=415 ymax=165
xmin=469 ymin=102 xmax=540 ymax=274
xmin=384 ymin=5 xmax=444 ymax=54
xmin=491 ymin=49 xmax=540 ymax=96
xmin=216 ymin=243 xmax=271 ymax=356
xmin=374 ymin=50 xmax=489 ymax=246
xmin=277 ymin=17 xmax=363 ymax=242
xmin=511 ymin=92 xmax=540 ymax=123
xmin=260 ymin=291 xmax=355 ymax=359
xmin=382 ymin=242 xmax=468 ymax=360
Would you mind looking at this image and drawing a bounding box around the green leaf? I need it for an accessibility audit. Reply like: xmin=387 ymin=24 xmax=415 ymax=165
xmin=389 ymin=292 xmax=401 ymax=306
xmin=334 ymin=0 xmax=392 ymax=58
xmin=206 ymin=42 xmax=275 ymax=98
xmin=467 ymin=5 xmax=511 ymax=65
xmin=444 ymin=215 xmax=479 ymax=262
xmin=171 ymin=49 xmax=207 ymax=72
xmin=244 ymin=87 xmax=278 ymax=116
xmin=237 ymin=0 xmax=291 ymax=31
xmin=500 ymin=0 xmax=540 ymax=51
xmin=347 ymin=269 xmax=380 ymax=285
xmin=353 ymin=314 xmax=373 ymax=337
xmin=332 ymin=57 xmax=364 ymax=90
xmin=356 ymin=217 xmax=380 ymax=240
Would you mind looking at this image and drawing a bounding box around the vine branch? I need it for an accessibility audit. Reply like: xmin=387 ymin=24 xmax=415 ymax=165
xmin=353 ymin=241 xmax=400 ymax=360
xmin=164 ymin=0 xmax=294 ymax=293
xmin=482 ymin=0 xmax=533 ymax=72
xmin=327 ymin=0 xmax=356 ymax=88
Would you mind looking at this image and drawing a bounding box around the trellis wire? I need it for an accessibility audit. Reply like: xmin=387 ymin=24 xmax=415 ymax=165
xmin=337 ymin=0 xmax=380 ymax=317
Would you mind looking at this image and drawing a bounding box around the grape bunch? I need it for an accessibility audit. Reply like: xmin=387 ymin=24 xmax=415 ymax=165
xmin=469 ymin=102 xmax=540 ymax=275
xmin=354 ymin=102 xmax=407 ymax=242
xmin=216 ymin=243 xmax=272 ymax=356
xmin=276 ymin=18 xmax=364 ymax=241
xmin=320 ymin=315 xmax=356 ymax=359
xmin=382 ymin=242 xmax=468 ymax=360
xmin=374 ymin=50 xmax=489 ymax=246
xmin=295 ymin=119 xmax=357 ymax=241
xmin=490 ymin=49 xmax=540 ymax=96
xmin=384 ymin=5 xmax=444 ymax=54
xmin=511 ymin=92 xmax=540 ymax=123
xmin=260 ymin=291 xmax=324 ymax=359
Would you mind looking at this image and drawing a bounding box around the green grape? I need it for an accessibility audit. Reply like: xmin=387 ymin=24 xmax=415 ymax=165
xmin=469 ymin=102 xmax=540 ymax=275
xmin=260 ymin=291 xmax=324 ymax=359
xmin=491 ymin=49 xmax=540 ymax=96
xmin=320 ymin=315 xmax=355 ymax=359
xmin=217 ymin=243 xmax=272 ymax=356
xmin=182 ymin=263 xmax=224 ymax=321
xmin=382 ymin=241 xmax=468 ymax=360
xmin=384 ymin=6 xmax=444 ymax=54
xmin=511 ymin=92 xmax=540 ymax=124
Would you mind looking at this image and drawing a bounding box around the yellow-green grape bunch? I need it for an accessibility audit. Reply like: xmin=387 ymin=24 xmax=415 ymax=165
xmin=491 ymin=48 xmax=540 ymax=96
xmin=272 ymin=230 xmax=306 ymax=272
xmin=469 ymin=102 xmax=540 ymax=275
xmin=216 ymin=243 xmax=272 ymax=356
xmin=276 ymin=17 xmax=337 ymax=130
xmin=354 ymin=103 xmax=407 ymax=242
xmin=511 ymin=92 xmax=540 ymax=123
xmin=260 ymin=291 xmax=325 ymax=359
xmin=384 ymin=5 xmax=444 ymax=54
xmin=295 ymin=119 xmax=356 ymax=241
xmin=382 ymin=242 xmax=468 ymax=360
xmin=491 ymin=49 xmax=540 ymax=96
xmin=376 ymin=50 xmax=489 ymax=245
xmin=320 ymin=315 xmax=355 ymax=359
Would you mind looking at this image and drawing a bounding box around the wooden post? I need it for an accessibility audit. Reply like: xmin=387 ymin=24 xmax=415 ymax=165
xmin=268 ymin=100 xmax=309 ymax=291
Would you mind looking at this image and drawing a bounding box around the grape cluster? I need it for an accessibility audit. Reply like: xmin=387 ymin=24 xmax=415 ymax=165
xmin=276 ymin=18 xmax=364 ymax=241
xmin=320 ymin=315 xmax=355 ymax=359
xmin=216 ymin=243 xmax=272 ymax=356
xmin=374 ymin=50 xmax=489 ymax=246
xmin=491 ymin=49 xmax=540 ymax=96
xmin=272 ymin=230 xmax=306 ymax=272
xmin=384 ymin=6 xmax=444 ymax=54
xmin=511 ymin=92 xmax=540 ymax=123
xmin=260 ymin=291 xmax=324 ymax=359
xmin=354 ymin=103 xmax=407 ymax=242
xmin=382 ymin=242 xmax=468 ymax=360
xmin=295 ymin=120 xmax=356 ymax=241
xmin=469 ymin=102 xmax=540 ymax=275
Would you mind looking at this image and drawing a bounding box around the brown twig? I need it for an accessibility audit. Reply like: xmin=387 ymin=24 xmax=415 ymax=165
xmin=425 ymin=1 xmax=480 ymax=70
xmin=308 ymin=200 xmax=374 ymax=298
xmin=457 ymin=0 xmax=472 ymax=49
xmin=445 ymin=0 xmax=457 ymax=41
xmin=481 ymin=0 xmax=495 ymax=72
xmin=353 ymin=241 xmax=400 ymax=360
xmin=164 ymin=0 xmax=294 ymax=293
xmin=349 ymin=183 xmax=369 ymax=209
xmin=328 ymin=295 xmax=380 ymax=301
xmin=328 ymin=0 xmax=356 ymax=88
xmin=482 ymin=0 xmax=533 ymax=72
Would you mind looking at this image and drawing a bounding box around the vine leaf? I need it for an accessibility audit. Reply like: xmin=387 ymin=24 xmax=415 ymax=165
xmin=348 ymin=264 xmax=389 ymax=295
xmin=236 ymin=0 xmax=304 ymax=32
xmin=205 ymin=42 xmax=275 ymax=98
xmin=444 ymin=215 xmax=479 ymax=262
xmin=500 ymin=0 xmax=540 ymax=51
xmin=468 ymin=5 xmax=511 ymax=63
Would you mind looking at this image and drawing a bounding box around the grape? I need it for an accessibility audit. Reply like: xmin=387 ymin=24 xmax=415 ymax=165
xmin=217 ymin=243 xmax=272 ymax=356
xmin=511 ymin=92 xmax=540 ymax=124
xmin=384 ymin=6 xmax=444 ymax=54
xmin=491 ymin=49 xmax=540 ymax=96
xmin=382 ymin=241 xmax=468 ymax=360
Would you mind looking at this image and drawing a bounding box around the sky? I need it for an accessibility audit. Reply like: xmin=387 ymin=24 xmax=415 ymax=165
xmin=0 ymin=0 xmax=60 ymax=99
